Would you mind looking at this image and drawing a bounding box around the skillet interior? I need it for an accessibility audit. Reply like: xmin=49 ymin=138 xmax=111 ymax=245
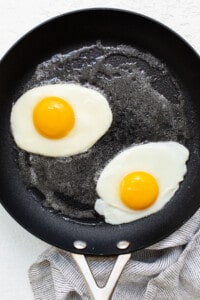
xmin=0 ymin=9 xmax=200 ymax=255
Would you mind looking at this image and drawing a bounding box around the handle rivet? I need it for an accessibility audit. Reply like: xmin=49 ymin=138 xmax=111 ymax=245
xmin=73 ymin=240 xmax=87 ymax=250
xmin=116 ymin=240 xmax=130 ymax=249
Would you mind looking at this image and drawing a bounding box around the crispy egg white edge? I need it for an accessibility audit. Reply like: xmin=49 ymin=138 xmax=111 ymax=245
xmin=95 ymin=141 xmax=189 ymax=225
xmin=10 ymin=84 xmax=113 ymax=157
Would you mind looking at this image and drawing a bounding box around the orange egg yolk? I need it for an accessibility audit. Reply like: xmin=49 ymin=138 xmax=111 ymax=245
xmin=120 ymin=171 xmax=159 ymax=210
xmin=33 ymin=96 xmax=75 ymax=139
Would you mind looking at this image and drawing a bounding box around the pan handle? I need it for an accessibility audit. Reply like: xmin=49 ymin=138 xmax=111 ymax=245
xmin=72 ymin=252 xmax=131 ymax=300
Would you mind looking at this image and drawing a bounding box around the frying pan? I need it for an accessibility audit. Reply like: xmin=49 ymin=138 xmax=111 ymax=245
xmin=0 ymin=8 xmax=200 ymax=299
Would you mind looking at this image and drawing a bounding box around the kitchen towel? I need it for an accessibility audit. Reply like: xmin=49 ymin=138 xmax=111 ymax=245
xmin=29 ymin=208 xmax=200 ymax=299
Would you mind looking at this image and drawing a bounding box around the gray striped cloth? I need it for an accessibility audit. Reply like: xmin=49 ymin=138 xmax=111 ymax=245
xmin=29 ymin=208 xmax=200 ymax=299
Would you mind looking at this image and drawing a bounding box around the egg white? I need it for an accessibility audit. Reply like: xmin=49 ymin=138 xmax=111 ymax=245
xmin=10 ymin=84 xmax=112 ymax=157
xmin=95 ymin=141 xmax=189 ymax=225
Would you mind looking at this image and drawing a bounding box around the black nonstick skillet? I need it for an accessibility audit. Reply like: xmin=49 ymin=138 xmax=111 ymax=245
xmin=0 ymin=9 xmax=200 ymax=299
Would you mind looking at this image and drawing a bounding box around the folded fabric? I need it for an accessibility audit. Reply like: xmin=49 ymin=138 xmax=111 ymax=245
xmin=29 ymin=208 xmax=200 ymax=300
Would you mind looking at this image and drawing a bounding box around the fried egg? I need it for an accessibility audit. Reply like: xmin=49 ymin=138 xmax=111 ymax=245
xmin=95 ymin=141 xmax=189 ymax=225
xmin=10 ymin=84 xmax=112 ymax=157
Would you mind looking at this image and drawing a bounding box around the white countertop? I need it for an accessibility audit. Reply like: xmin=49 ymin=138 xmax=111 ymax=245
xmin=0 ymin=1 xmax=199 ymax=299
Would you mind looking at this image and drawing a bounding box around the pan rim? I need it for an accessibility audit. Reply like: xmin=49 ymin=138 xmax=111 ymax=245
xmin=1 ymin=7 xmax=199 ymax=63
